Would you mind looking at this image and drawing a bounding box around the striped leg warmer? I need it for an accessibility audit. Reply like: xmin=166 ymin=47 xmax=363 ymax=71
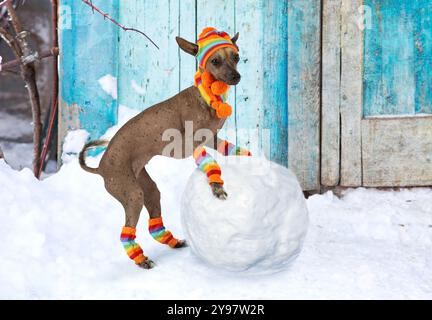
xmin=120 ymin=226 xmax=146 ymax=264
xmin=217 ymin=139 xmax=252 ymax=156
xmin=193 ymin=146 xmax=223 ymax=184
xmin=149 ymin=217 xmax=179 ymax=248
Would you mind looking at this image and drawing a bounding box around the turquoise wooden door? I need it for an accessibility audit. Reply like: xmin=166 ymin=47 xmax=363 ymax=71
xmin=322 ymin=0 xmax=432 ymax=187
xmin=59 ymin=0 xmax=321 ymax=190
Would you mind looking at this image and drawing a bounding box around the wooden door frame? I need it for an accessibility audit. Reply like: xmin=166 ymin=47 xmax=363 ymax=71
xmin=322 ymin=0 xmax=432 ymax=188
xmin=322 ymin=0 xmax=363 ymax=187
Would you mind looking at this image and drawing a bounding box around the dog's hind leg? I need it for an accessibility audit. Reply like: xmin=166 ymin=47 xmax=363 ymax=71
xmin=104 ymin=172 xmax=155 ymax=269
xmin=137 ymin=168 xmax=187 ymax=249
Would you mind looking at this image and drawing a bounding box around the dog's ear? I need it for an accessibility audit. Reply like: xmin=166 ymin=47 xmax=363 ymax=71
xmin=231 ymin=32 xmax=239 ymax=50
xmin=176 ymin=37 xmax=198 ymax=56
xmin=231 ymin=32 xmax=239 ymax=44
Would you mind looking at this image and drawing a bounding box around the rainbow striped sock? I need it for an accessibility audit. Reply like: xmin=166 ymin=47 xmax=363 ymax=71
xmin=120 ymin=226 xmax=146 ymax=264
xmin=149 ymin=217 xmax=179 ymax=248
xmin=193 ymin=147 xmax=223 ymax=184
xmin=217 ymin=140 xmax=252 ymax=156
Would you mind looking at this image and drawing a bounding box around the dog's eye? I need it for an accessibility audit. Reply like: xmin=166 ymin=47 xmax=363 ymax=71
xmin=233 ymin=54 xmax=240 ymax=63
xmin=211 ymin=58 xmax=219 ymax=66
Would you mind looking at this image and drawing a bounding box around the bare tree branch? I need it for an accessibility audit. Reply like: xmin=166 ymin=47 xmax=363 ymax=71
xmin=5 ymin=2 xmax=42 ymax=176
xmin=37 ymin=0 xmax=59 ymax=178
xmin=0 ymin=25 xmax=21 ymax=55
xmin=0 ymin=92 xmax=27 ymax=100
xmin=80 ymin=0 xmax=159 ymax=50
xmin=0 ymin=0 xmax=13 ymax=8
xmin=0 ymin=47 xmax=59 ymax=72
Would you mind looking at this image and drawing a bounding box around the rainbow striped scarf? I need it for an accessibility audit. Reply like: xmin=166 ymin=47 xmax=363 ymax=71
xmin=194 ymin=70 xmax=228 ymax=106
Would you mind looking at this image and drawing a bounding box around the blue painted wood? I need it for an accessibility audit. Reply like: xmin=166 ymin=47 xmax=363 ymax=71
xmin=59 ymin=0 xmax=118 ymax=140
xmin=59 ymin=0 xmax=321 ymax=189
xmin=179 ymin=0 xmax=197 ymax=90
xmin=364 ymin=0 xmax=432 ymax=116
xmin=363 ymin=0 xmax=384 ymax=116
xmin=414 ymin=3 xmax=432 ymax=114
xmin=118 ymin=0 xmax=181 ymax=110
xmin=287 ymin=0 xmax=321 ymax=189
xmin=262 ymin=0 xmax=288 ymax=165
xmin=197 ymin=0 xmax=237 ymax=145
xmin=235 ymin=0 xmax=265 ymax=156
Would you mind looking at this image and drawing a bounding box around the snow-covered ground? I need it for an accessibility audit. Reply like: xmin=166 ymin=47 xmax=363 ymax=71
xmin=0 ymin=151 xmax=431 ymax=299
xmin=0 ymin=79 xmax=431 ymax=299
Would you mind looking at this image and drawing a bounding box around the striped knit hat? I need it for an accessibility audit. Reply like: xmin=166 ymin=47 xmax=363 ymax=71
xmin=196 ymin=27 xmax=238 ymax=69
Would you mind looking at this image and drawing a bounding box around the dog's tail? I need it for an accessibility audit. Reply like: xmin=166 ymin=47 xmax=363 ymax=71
xmin=79 ymin=140 xmax=108 ymax=174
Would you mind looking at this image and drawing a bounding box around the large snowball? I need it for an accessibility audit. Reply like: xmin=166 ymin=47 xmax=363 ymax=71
xmin=181 ymin=156 xmax=309 ymax=274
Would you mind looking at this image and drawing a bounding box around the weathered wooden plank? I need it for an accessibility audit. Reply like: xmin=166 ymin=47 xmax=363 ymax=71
xmin=363 ymin=1 xmax=432 ymax=116
xmin=340 ymin=0 xmax=363 ymax=186
xmin=287 ymin=0 xmax=321 ymax=190
xmin=58 ymin=0 xmax=118 ymax=152
xmin=362 ymin=117 xmax=432 ymax=186
xmin=321 ymin=0 xmax=341 ymax=186
xmin=118 ymin=0 xmax=141 ymax=109
xmin=262 ymin=0 xmax=288 ymax=166
xmin=197 ymin=0 xmax=236 ymax=144
xmin=118 ymin=0 xmax=180 ymax=110
xmin=363 ymin=1 xmax=416 ymax=116
xmin=178 ymin=0 xmax=197 ymax=90
xmin=413 ymin=2 xmax=432 ymax=114
xmin=234 ymin=0 xmax=264 ymax=155
xmin=362 ymin=0 xmax=383 ymax=116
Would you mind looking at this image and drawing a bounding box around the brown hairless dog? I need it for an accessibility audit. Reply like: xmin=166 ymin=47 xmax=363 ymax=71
xmin=79 ymin=29 xmax=249 ymax=269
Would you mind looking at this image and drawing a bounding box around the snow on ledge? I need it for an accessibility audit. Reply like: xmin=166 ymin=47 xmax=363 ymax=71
xmin=98 ymin=74 xmax=118 ymax=100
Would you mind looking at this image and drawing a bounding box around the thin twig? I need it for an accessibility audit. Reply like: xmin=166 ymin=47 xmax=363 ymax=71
xmin=37 ymin=0 xmax=59 ymax=178
xmin=0 ymin=69 xmax=20 ymax=76
xmin=0 ymin=0 xmax=12 ymax=8
xmin=5 ymin=0 xmax=19 ymax=31
xmin=80 ymin=0 xmax=159 ymax=49
xmin=0 ymin=26 xmax=21 ymax=56
xmin=0 ymin=92 xmax=27 ymax=100
xmin=0 ymin=47 xmax=59 ymax=72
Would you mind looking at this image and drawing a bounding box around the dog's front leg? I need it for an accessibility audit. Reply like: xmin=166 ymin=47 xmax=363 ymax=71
xmin=193 ymin=146 xmax=227 ymax=200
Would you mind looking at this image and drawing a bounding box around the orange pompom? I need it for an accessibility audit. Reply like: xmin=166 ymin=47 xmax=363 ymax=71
xmin=199 ymin=27 xmax=216 ymax=38
xmin=201 ymin=71 xmax=215 ymax=87
xmin=211 ymin=101 xmax=221 ymax=109
xmin=216 ymin=103 xmax=232 ymax=118
xmin=211 ymin=81 xmax=229 ymax=95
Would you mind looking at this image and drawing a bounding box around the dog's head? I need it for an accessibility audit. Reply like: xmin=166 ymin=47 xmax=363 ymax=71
xmin=176 ymin=28 xmax=241 ymax=85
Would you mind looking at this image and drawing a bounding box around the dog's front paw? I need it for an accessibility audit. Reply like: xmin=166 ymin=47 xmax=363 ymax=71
xmin=211 ymin=182 xmax=228 ymax=200
xmin=137 ymin=258 xmax=155 ymax=269
xmin=174 ymin=239 xmax=188 ymax=248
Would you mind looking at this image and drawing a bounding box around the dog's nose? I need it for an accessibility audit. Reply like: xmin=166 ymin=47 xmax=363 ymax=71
xmin=231 ymin=73 xmax=241 ymax=82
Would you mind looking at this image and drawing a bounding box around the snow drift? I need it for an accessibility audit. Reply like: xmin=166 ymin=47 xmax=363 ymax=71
xmin=0 ymin=103 xmax=431 ymax=298
xmin=0 ymin=155 xmax=431 ymax=299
